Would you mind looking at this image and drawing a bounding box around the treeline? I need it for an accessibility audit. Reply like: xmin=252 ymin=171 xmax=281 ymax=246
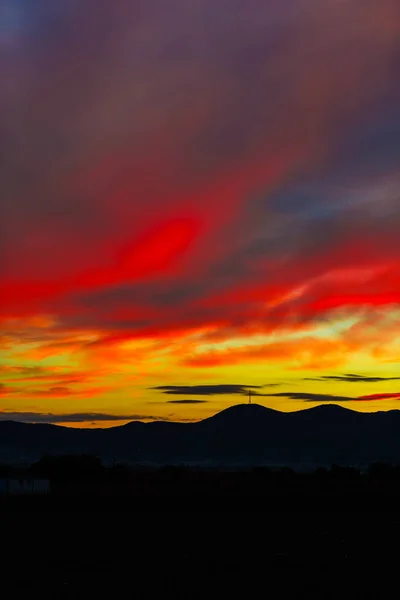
xmin=2 ymin=455 xmax=400 ymax=483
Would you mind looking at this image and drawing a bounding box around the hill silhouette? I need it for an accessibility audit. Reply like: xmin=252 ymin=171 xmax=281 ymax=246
xmin=2 ymin=403 xmax=400 ymax=467
xmin=201 ymin=403 xmax=281 ymax=424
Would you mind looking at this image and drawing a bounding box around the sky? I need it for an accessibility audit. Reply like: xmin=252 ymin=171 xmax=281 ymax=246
xmin=1 ymin=0 xmax=400 ymax=427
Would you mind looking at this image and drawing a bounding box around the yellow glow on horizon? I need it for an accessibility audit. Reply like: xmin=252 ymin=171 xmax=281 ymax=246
xmin=2 ymin=306 xmax=400 ymax=426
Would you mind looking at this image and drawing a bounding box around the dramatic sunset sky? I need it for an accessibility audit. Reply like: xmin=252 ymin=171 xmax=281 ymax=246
xmin=1 ymin=0 xmax=400 ymax=427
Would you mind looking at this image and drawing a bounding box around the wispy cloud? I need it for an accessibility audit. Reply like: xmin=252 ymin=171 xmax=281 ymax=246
xmin=181 ymin=337 xmax=351 ymax=370
xmin=262 ymin=392 xmax=354 ymax=402
xmin=152 ymin=384 xmax=264 ymax=396
xmin=305 ymin=373 xmax=400 ymax=383
xmin=0 ymin=364 xmax=94 ymax=384
xmin=166 ymin=399 xmax=208 ymax=404
xmin=0 ymin=412 xmax=174 ymax=424
xmin=0 ymin=385 xmax=111 ymax=400
xmin=262 ymin=391 xmax=400 ymax=403
xmin=0 ymin=384 xmax=19 ymax=397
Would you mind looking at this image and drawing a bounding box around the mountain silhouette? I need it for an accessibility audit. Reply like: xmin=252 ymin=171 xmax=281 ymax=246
xmin=199 ymin=403 xmax=283 ymax=430
xmin=2 ymin=403 xmax=400 ymax=467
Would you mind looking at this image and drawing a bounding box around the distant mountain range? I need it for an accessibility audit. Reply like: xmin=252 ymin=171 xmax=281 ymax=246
xmin=2 ymin=403 xmax=400 ymax=467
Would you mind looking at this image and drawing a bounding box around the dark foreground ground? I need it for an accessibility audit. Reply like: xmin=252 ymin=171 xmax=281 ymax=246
xmin=3 ymin=467 xmax=400 ymax=598
xmin=2 ymin=506 xmax=399 ymax=599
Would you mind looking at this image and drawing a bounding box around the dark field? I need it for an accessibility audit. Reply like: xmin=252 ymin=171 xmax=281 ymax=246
xmin=2 ymin=464 xmax=400 ymax=598
xmin=4 ymin=508 xmax=400 ymax=599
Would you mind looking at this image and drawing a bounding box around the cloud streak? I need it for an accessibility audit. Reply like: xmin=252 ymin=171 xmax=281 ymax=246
xmin=305 ymin=374 xmax=400 ymax=383
xmin=0 ymin=412 xmax=175 ymax=424
xmin=262 ymin=391 xmax=400 ymax=403
xmin=152 ymin=384 xmax=264 ymax=396
xmin=166 ymin=399 xmax=208 ymax=404
xmin=262 ymin=392 xmax=355 ymax=403
xmin=356 ymin=393 xmax=400 ymax=401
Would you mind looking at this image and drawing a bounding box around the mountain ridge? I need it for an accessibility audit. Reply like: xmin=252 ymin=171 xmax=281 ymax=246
xmin=0 ymin=403 xmax=378 ymax=432
xmin=1 ymin=403 xmax=400 ymax=467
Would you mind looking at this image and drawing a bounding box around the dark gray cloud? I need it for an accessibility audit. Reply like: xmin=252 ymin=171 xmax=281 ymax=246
xmin=167 ymin=399 xmax=208 ymax=404
xmin=152 ymin=384 xmax=264 ymax=396
xmin=0 ymin=412 xmax=173 ymax=424
xmin=243 ymin=389 xmax=400 ymax=403
xmin=262 ymin=392 xmax=354 ymax=402
xmin=305 ymin=374 xmax=400 ymax=383
xmin=249 ymin=386 xmax=284 ymax=395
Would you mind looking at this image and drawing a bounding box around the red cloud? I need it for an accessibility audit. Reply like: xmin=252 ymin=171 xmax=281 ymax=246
xmin=356 ymin=393 xmax=400 ymax=401
xmin=74 ymin=217 xmax=204 ymax=290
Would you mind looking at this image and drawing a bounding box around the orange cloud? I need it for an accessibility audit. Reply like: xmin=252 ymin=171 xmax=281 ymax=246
xmin=183 ymin=337 xmax=351 ymax=370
